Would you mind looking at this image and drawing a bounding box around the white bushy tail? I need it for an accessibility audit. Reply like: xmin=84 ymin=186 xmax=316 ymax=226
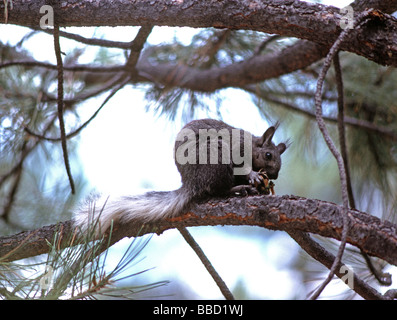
xmin=73 ymin=188 xmax=191 ymax=235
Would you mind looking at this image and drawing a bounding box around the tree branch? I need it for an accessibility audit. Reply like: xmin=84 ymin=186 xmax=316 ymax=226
xmin=33 ymin=27 xmax=139 ymax=49
xmin=1 ymin=2 xmax=397 ymax=94
xmin=1 ymin=195 xmax=396 ymax=268
xmin=0 ymin=40 xmax=329 ymax=92
xmin=2 ymin=1 xmax=397 ymax=66
xmin=125 ymin=25 xmax=153 ymax=72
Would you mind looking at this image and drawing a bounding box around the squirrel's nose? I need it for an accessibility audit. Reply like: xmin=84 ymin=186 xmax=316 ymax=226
xmin=266 ymin=171 xmax=278 ymax=180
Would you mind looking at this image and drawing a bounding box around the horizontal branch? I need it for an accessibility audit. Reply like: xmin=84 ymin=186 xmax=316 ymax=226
xmin=0 ymin=40 xmax=329 ymax=92
xmin=2 ymin=0 xmax=397 ymax=66
xmin=1 ymin=195 xmax=396 ymax=268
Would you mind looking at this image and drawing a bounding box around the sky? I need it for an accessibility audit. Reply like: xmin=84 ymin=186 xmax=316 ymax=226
xmin=2 ymin=0 xmax=386 ymax=299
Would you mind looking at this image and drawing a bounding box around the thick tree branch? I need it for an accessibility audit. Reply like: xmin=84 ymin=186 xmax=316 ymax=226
xmin=1 ymin=195 xmax=396 ymax=269
xmin=2 ymin=0 xmax=397 ymax=66
xmin=138 ymin=40 xmax=329 ymax=92
xmin=0 ymin=40 xmax=329 ymax=92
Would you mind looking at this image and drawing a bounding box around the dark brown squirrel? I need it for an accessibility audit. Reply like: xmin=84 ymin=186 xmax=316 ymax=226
xmin=74 ymin=119 xmax=287 ymax=234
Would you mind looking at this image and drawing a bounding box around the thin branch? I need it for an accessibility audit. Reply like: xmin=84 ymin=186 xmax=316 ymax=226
xmin=0 ymin=60 xmax=124 ymax=73
xmin=0 ymin=141 xmax=26 ymax=222
xmin=361 ymin=249 xmax=392 ymax=285
xmin=252 ymin=35 xmax=282 ymax=56
xmin=53 ymin=25 xmax=75 ymax=194
xmin=178 ymin=227 xmax=234 ymax=300
xmin=334 ymin=54 xmax=355 ymax=209
xmin=310 ymin=10 xmax=373 ymax=300
xmin=34 ymin=27 xmax=139 ymax=49
xmin=125 ymin=25 xmax=153 ymax=71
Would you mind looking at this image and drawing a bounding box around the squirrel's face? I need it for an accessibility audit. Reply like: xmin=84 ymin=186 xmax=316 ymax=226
xmin=253 ymin=143 xmax=286 ymax=179
xmin=252 ymin=125 xmax=287 ymax=179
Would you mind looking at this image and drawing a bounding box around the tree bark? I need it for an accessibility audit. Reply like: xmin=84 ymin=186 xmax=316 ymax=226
xmin=1 ymin=195 xmax=396 ymax=267
xmin=1 ymin=0 xmax=397 ymax=67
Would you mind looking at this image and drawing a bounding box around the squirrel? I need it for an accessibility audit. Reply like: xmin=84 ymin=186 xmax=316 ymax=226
xmin=74 ymin=119 xmax=287 ymax=234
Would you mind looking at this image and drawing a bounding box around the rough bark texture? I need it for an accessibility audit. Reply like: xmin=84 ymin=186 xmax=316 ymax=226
xmin=1 ymin=0 xmax=397 ymax=67
xmin=1 ymin=195 xmax=396 ymax=267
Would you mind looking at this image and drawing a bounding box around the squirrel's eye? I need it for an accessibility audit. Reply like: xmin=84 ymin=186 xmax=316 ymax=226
xmin=265 ymin=152 xmax=272 ymax=160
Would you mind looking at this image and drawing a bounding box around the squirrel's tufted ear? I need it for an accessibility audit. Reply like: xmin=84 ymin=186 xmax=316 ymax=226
xmin=277 ymin=143 xmax=287 ymax=155
xmin=258 ymin=126 xmax=276 ymax=146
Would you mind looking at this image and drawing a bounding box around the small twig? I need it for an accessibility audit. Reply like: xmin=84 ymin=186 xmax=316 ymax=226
xmin=334 ymin=54 xmax=355 ymax=209
xmin=34 ymin=27 xmax=140 ymax=49
xmin=192 ymin=29 xmax=231 ymax=69
xmin=0 ymin=60 xmax=125 ymax=73
xmin=253 ymin=35 xmax=282 ymax=56
xmin=310 ymin=10 xmax=373 ymax=300
xmin=361 ymin=249 xmax=392 ymax=286
xmin=178 ymin=227 xmax=235 ymax=300
xmin=125 ymin=25 xmax=153 ymax=71
xmin=53 ymin=25 xmax=75 ymax=194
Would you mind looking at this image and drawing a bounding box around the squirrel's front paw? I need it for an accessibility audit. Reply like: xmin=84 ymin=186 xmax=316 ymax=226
xmin=248 ymin=171 xmax=263 ymax=186
xmin=249 ymin=170 xmax=275 ymax=195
